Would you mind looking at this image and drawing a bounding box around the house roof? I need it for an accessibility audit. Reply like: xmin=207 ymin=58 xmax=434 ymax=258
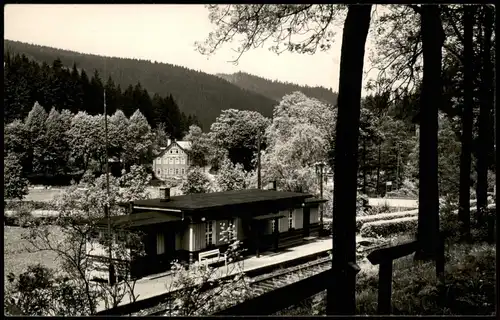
xmin=155 ymin=140 xmax=192 ymax=159
xmin=133 ymin=189 xmax=312 ymax=214
xmin=95 ymin=211 xmax=182 ymax=229
xmin=176 ymin=141 xmax=192 ymax=151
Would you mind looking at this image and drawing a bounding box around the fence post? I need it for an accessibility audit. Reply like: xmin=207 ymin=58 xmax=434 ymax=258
xmin=435 ymin=232 xmax=445 ymax=283
xmin=487 ymin=214 xmax=495 ymax=243
xmin=377 ymin=260 xmax=393 ymax=315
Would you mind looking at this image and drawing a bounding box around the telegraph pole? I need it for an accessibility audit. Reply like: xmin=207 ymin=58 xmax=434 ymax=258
xmin=104 ymin=89 xmax=116 ymax=286
xmin=396 ymin=144 xmax=400 ymax=190
xmin=257 ymin=132 xmax=261 ymax=189
xmin=317 ymin=162 xmax=325 ymax=226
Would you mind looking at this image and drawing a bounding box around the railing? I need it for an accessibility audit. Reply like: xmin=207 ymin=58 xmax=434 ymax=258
xmin=366 ymin=234 xmax=444 ymax=315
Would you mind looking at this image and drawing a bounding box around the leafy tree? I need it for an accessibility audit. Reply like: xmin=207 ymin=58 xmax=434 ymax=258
xmin=108 ymin=110 xmax=130 ymax=167
xmin=4 ymin=119 xmax=30 ymax=173
xmin=5 ymin=264 xmax=91 ymax=316
xmin=209 ymin=109 xmax=270 ymax=171
xmin=43 ymin=108 xmax=71 ymax=176
xmin=215 ymin=158 xmax=248 ymax=191
xmin=4 ymin=153 xmax=29 ymax=201
xmin=7 ymin=172 xmax=148 ymax=316
xmin=25 ymin=102 xmax=48 ymax=176
xmin=262 ymin=92 xmax=335 ymax=193
xmin=125 ymin=110 xmax=153 ymax=168
xmin=117 ymin=165 xmax=152 ymax=203
xmin=67 ymin=112 xmax=103 ymax=173
xmin=184 ymin=125 xmax=213 ymax=168
xmin=180 ymin=168 xmax=214 ymax=194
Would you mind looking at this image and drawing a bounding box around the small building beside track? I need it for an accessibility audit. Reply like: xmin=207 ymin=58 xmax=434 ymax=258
xmin=86 ymin=188 xmax=326 ymax=280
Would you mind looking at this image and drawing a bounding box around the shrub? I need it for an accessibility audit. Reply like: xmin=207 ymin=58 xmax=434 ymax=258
xmin=360 ymin=217 xmax=417 ymax=238
xmin=356 ymin=243 xmax=496 ymax=315
xmin=13 ymin=204 xmax=34 ymax=228
xmin=5 ymin=201 xmax=55 ymax=211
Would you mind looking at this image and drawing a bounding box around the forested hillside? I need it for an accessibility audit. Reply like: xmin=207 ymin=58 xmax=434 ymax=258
xmin=4 ymin=52 xmax=199 ymax=138
xmin=216 ymin=72 xmax=338 ymax=104
xmin=4 ymin=40 xmax=277 ymax=129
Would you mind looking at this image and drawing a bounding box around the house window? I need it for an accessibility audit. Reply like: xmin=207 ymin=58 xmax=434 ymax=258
xmin=169 ymin=157 xmax=173 ymax=164
xmin=205 ymin=221 xmax=214 ymax=246
xmin=175 ymin=168 xmax=179 ymax=175
xmin=170 ymin=150 xmax=173 ymax=154
xmin=157 ymin=233 xmax=165 ymax=254
xmin=157 ymin=169 xmax=161 ymax=175
xmin=289 ymin=210 xmax=294 ymax=229
xmin=169 ymin=168 xmax=173 ymax=175
xmin=181 ymin=168 xmax=185 ymax=175
xmin=175 ymin=157 xmax=179 ymax=164
xmin=181 ymin=157 xmax=186 ymax=164
xmin=175 ymin=149 xmax=179 ymax=154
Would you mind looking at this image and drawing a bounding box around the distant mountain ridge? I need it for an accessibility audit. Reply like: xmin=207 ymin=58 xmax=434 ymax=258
xmin=216 ymin=71 xmax=338 ymax=105
xmin=4 ymin=40 xmax=277 ymax=130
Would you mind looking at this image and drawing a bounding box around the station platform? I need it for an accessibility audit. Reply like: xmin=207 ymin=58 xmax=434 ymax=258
xmin=96 ymin=236 xmax=344 ymax=312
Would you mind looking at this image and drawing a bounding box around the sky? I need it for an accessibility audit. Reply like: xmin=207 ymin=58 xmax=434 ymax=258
xmin=4 ymin=4 xmax=381 ymax=94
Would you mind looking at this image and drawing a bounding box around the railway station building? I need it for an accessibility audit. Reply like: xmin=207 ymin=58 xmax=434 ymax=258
xmin=86 ymin=188 xmax=326 ymax=280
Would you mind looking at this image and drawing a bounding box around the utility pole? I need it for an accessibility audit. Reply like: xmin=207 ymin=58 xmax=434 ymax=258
xmin=316 ymin=162 xmax=325 ymax=226
xmin=396 ymin=144 xmax=400 ymax=190
xmin=104 ymin=89 xmax=116 ymax=286
xmin=257 ymin=132 xmax=261 ymax=189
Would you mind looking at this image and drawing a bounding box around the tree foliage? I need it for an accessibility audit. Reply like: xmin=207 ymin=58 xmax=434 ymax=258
xmin=209 ymin=109 xmax=270 ymax=171
xmin=215 ymin=158 xmax=248 ymax=192
xmin=4 ymin=169 xmax=150 ymax=316
xmin=3 ymin=50 xmax=199 ymax=137
xmin=180 ymin=168 xmax=214 ymax=194
xmin=4 ymin=153 xmax=29 ymax=201
xmin=262 ymin=92 xmax=335 ymax=193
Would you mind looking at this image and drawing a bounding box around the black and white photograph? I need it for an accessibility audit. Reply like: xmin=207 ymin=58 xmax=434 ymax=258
xmin=3 ymin=3 xmax=497 ymax=316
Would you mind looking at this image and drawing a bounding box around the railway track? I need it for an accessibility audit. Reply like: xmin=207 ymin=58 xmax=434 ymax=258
xmin=144 ymin=242 xmax=387 ymax=316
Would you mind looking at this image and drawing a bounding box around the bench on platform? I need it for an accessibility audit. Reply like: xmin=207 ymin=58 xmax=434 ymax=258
xmin=198 ymin=248 xmax=227 ymax=266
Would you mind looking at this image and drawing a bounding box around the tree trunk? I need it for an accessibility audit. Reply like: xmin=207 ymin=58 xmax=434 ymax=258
xmin=458 ymin=5 xmax=474 ymax=241
xmin=376 ymin=145 xmax=381 ymax=196
xmin=327 ymin=4 xmax=372 ymax=316
xmin=476 ymin=6 xmax=494 ymax=223
xmin=362 ymin=140 xmax=367 ymax=194
xmin=415 ymin=5 xmax=444 ymax=261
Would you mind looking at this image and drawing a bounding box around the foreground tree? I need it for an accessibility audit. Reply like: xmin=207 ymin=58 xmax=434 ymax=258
xmin=415 ymin=5 xmax=445 ymax=261
xmin=458 ymin=5 xmax=475 ymax=240
xmin=5 ymin=169 xmax=151 ymax=315
xmin=476 ymin=5 xmax=494 ymax=223
xmin=328 ymin=5 xmax=372 ymax=315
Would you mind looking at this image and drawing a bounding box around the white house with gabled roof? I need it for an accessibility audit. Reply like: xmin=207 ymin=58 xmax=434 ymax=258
xmin=153 ymin=140 xmax=192 ymax=180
